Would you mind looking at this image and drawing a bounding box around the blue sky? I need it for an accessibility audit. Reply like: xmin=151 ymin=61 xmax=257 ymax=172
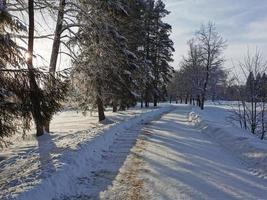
xmin=163 ymin=0 xmax=267 ymax=69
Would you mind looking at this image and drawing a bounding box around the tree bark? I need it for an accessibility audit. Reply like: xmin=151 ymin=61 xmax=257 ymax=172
xmin=153 ymin=94 xmax=157 ymax=107
xmin=27 ymin=0 xmax=44 ymax=137
xmin=49 ymin=0 xmax=66 ymax=74
xmin=44 ymin=0 xmax=66 ymax=133
xmin=112 ymin=100 xmax=118 ymax=112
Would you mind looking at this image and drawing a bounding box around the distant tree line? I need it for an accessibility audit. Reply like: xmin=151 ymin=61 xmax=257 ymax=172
xmin=167 ymin=23 xmax=267 ymax=139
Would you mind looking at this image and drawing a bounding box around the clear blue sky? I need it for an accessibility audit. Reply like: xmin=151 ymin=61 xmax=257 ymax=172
xmin=163 ymin=0 xmax=267 ymax=70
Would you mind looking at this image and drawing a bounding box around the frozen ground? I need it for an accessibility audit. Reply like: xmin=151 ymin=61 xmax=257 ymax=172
xmin=2 ymin=103 xmax=267 ymax=200
xmin=100 ymin=105 xmax=267 ymax=200
xmin=190 ymin=104 xmax=267 ymax=178
xmin=0 ymin=104 xmax=173 ymax=200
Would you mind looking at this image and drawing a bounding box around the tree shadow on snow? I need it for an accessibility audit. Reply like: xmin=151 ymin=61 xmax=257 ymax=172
xmin=37 ymin=132 xmax=59 ymax=179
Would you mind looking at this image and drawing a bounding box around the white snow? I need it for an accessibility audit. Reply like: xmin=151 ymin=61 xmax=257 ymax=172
xmin=101 ymin=105 xmax=267 ymax=199
xmin=0 ymin=104 xmax=173 ymax=200
xmin=189 ymin=103 xmax=267 ymax=179
xmin=2 ymin=102 xmax=267 ymax=200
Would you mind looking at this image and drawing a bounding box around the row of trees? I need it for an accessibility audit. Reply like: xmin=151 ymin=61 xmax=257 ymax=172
xmin=71 ymin=0 xmax=174 ymax=121
xmin=168 ymin=22 xmax=227 ymax=109
xmin=233 ymin=51 xmax=267 ymax=140
xmin=0 ymin=0 xmax=174 ymax=142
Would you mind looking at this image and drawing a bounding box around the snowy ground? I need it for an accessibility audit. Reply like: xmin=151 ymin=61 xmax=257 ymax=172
xmin=100 ymin=105 xmax=267 ymax=199
xmin=0 ymin=104 xmax=173 ymax=200
xmin=2 ymin=102 xmax=267 ymax=200
xmin=190 ymin=103 xmax=267 ymax=179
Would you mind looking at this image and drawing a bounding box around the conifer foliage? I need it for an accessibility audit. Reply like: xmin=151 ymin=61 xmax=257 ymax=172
xmin=0 ymin=0 xmax=174 ymax=142
xmin=71 ymin=0 xmax=174 ymax=121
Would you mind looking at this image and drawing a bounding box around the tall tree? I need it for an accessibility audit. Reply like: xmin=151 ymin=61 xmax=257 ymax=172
xmin=196 ymin=22 xmax=226 ymax=109
xmin=72 ymin=0 xmax=132 ymax=121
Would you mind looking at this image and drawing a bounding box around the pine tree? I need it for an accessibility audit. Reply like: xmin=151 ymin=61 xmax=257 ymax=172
xmin=0 ymin=0 xmax=30 ymax=141
xmin=72 ymin=0 xmax=133 ymax=121
xmin=151 ymin=0 xmax=174 ymax=106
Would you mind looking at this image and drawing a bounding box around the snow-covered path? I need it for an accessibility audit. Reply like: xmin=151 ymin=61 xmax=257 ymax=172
xmin=102 ymin=106 xmax=267 ymax=200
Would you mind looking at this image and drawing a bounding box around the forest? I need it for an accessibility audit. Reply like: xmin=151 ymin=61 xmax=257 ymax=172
xmin=1 ymin=0 xmax=174 ymax=141
xmin=1 ymin=1 xmax=267 ymax=199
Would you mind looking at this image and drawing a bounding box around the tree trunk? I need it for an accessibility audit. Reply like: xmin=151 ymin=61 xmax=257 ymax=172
xmin=201 ymin=62 xmax=210 ymax=110
xmin=44 ymin=0 xmax=66 ymax=133
xmin=112 ymin=100 xmax=118 ymax=112
xmin=27 ymin=0 xmax=44 ymax=137
xmin=261 ymin=101 xmax=265 ymax=140
xmin=189 ymin=95 xmax=193 ymax=105
xmin=200 ymin=95 xmax=205 ymax=110
xmin=97 ymin=96 xmax=105 ymax=121
xmin=119 ymin=103 xmax=126 ymax=111
xmin=49 ymin=0 xmax=66 ymax=74
xmin=153 ymin=94 xmax=157 ymax=107
xmin=185 ymin=94 xmax=188 ymax=104
xmin=197 ymin=95 xmax=201 ymax=107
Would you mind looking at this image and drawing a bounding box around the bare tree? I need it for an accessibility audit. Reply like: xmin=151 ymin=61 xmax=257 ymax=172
xmin=233 ymin=50 xmax=267 ymax=139
xmin=196 ymin=22 xmax=227 ymax=109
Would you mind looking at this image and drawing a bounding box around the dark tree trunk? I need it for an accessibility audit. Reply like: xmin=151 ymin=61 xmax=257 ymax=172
xmin=49 ymin=0 xmax=66 ymax=74
xmin=201 ymin=68 xmax=210 ymax=110
xmin=185 ymin=94 xmax=188 ymax=104
xmin=197 ymin=95 xmax=201 ymax=107
xmin=27 ymin=0 xmax=44 ymax=137
xmin=145 ymin=101 xmax=149 ymax=108
xmin=119 ymin=103 xmax=126 ymax=111
xmin=153 ymin=94 xmax=157 ymax=107
xmin=44 ymin=0 xmax=66 ymax=133
xmin=96 ymin=79 xmax=105 ymax=121
xmin=97 ymin=96 xmax=105 ymax=121
xmin=112 ymin=100 xmax=118 ymax=112
xmin=140 ymin=93 xmax=144 ymax=108
xmin=200 ymin=95 xmax=205 ymax=110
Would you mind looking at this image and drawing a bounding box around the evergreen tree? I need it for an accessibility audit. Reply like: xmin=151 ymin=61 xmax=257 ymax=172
xmin=151 ymin=0 xmax=174 ymax=106
xmin=72 ymin=0 xmax=133 ymax=121
xmin=0 ymin=0 xmax=30 ymax=141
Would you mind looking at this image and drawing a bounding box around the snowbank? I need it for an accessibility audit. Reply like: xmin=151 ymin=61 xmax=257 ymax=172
xmin=189 ymin=105 xmax=267 ymax=179
xmin=2 ymin=105 xmax=173 ymax=200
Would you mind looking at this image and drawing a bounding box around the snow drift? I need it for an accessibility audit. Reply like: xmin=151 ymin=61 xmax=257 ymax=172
xmin=189 ymin=106 xmax=267 ymax=179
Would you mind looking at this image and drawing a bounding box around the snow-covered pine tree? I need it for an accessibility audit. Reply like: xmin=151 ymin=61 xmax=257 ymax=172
xmin=111 ymin=0 xmax=148 ymax=111
xmin=151 ymin=0 xmax=174 ymax=106
xmin=72 ymin=0 xmax=134 ymax=121
xmin=141 ymin=0 xmax=174 ymax=107
xmin=0 ymin=1 xmax=69 ymax=137
xmin=142 ymin=0 xmax=157 ymax=107
xmin=0 ymin=0 xmax=30 ymax=142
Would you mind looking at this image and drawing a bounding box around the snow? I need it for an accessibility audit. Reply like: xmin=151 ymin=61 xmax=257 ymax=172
xmin=189 ymin=103 xmax=267 ymax=179
xmin=2 ymin=102 xmax=267 ymax=200
xmin=0 ymin=104 xmax=173 ymax=200
xmin=100 ymin=105 xmax=267 ymax=199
